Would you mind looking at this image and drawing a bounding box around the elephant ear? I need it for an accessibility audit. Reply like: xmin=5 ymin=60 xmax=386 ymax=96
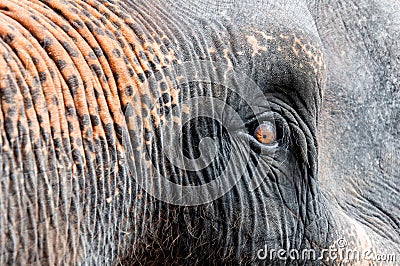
xmin=311 ymin=0 xmax=400 ymax=244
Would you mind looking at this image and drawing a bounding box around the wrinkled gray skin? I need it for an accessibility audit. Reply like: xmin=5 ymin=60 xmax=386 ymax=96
xmin=0 ymin=0 xmax=399 ymax=265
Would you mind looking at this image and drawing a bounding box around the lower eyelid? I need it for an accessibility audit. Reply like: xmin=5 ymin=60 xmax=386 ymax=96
xmin=238 ymin=131 xmax=279 ymax=152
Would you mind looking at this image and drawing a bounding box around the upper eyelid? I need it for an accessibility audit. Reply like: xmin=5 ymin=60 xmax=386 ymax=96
xmin=245 ymin=112 xmax=289 ymax=134
xmin=245 ymin=112 xmax=276 ymax=127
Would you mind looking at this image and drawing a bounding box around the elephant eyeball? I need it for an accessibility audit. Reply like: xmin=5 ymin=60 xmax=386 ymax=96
xmin=254 ymin=122 xmax=276 ymax=145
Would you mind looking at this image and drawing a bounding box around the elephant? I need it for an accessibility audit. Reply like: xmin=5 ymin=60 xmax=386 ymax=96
xmin=0 ymin=0 xmax=399 ymax=264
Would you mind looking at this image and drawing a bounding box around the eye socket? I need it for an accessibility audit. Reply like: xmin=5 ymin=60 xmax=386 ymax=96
xmin=253 ymin=121 xmax=276 ymax=145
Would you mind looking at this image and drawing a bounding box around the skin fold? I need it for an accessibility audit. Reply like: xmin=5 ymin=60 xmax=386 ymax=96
xmin=0 ymin=0 xmax=398 ymax=264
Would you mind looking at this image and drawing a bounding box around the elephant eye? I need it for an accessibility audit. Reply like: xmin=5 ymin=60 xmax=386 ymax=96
xmin=253 ymin=121 xmax=276 ymax=145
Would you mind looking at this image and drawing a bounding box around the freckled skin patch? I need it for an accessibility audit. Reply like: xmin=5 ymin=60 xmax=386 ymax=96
xmin=246 ymin=35 xmax=268 ymax=56
xmin=247 ymin=29 xmax=326 ymax=78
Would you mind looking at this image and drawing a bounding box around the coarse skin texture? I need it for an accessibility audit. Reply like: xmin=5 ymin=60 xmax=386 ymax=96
xmin=0 ymin=0 xmax=398 ymax=265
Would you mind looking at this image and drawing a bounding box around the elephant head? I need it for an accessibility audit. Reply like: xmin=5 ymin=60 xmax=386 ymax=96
xmin=0 ymin=0 xmax=398 ymax=264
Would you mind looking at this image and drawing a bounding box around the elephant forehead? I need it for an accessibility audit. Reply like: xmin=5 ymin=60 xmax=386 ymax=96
xmin=131 ymin=19 xmax=325 ymax=101
xmin=244 ymin=30 xmax=325 ymax=74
